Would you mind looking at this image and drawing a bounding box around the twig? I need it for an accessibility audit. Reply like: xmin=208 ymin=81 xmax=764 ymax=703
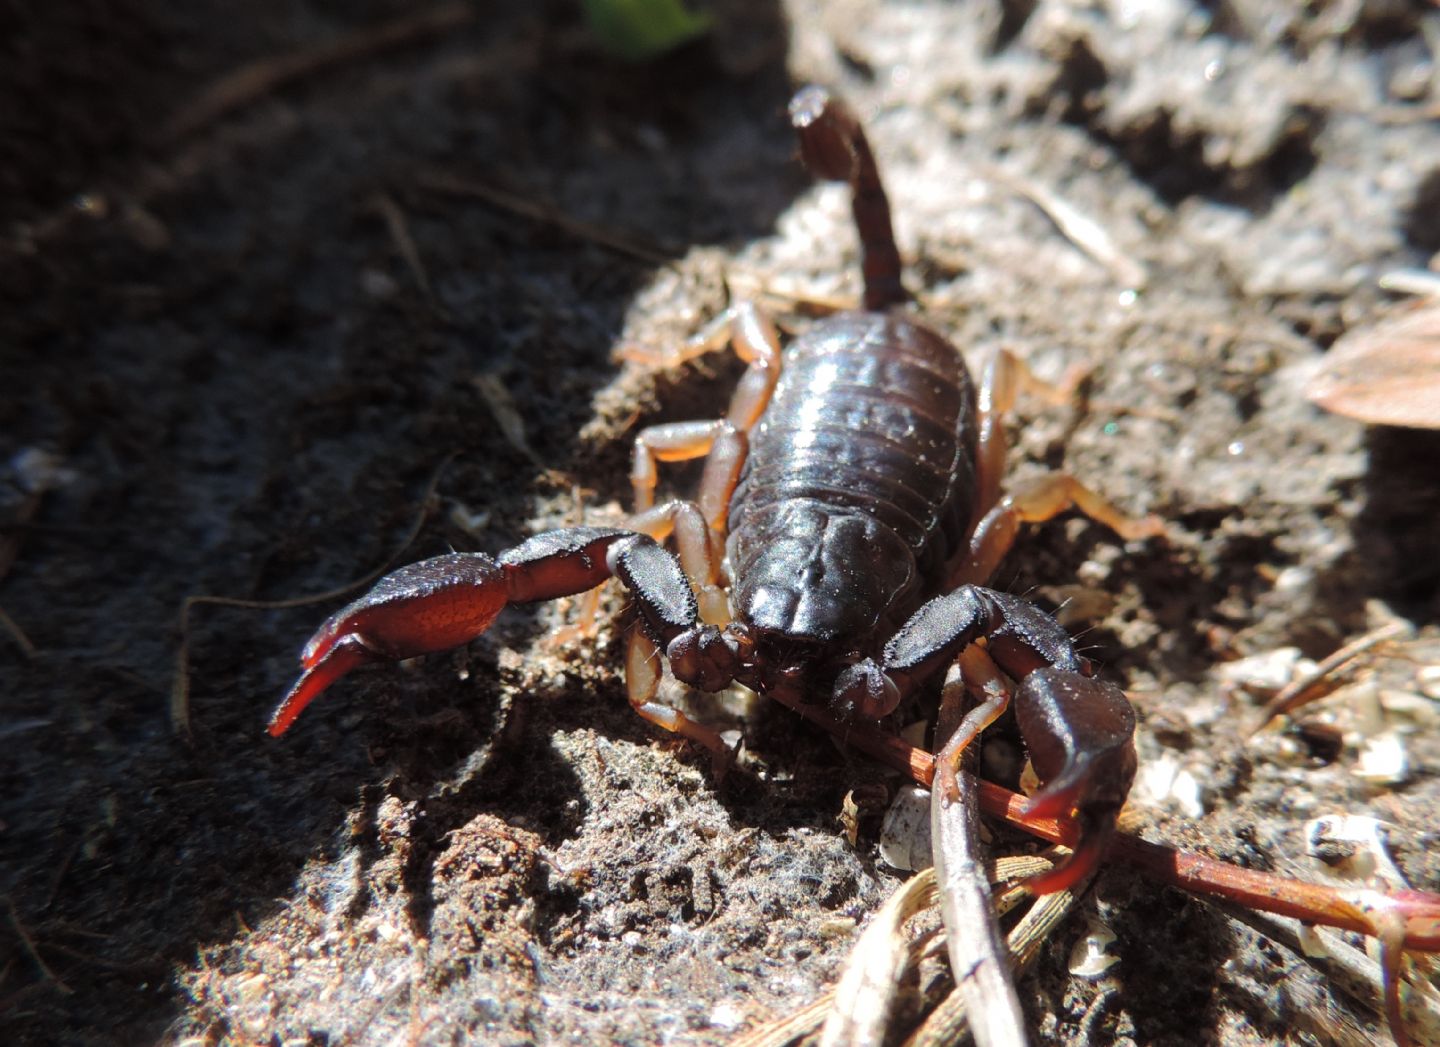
xmin=0 ymin=718 xmax=51 ymax=741
xmin=170 ymin=454 xmax=454 ymax=737
xmin=0 ymin=490 xmax=44 ymax=584
xmin=370 ymin=193 xmax=434 ymax=301
xmin=1378 ymin=268 xmax=1440 ymax=298
xmin=0 ymin=605 xmax=36 ymax=658
xmin=0 ymin=489 xmax=44 ymax=658
xmin=5 ymin=899 xmax=72 ymax=996
xmin=40 ymin=941 xmax=152 ymax=973
xmin=930 ymin=663 xmax=1029 ymax=1047
xmin=39 ymin=841 xmax=79 ymax=914
xmin=415 ymin=171 xmax=674 ymax=266
xmin=162 ymin=3 xmax=476 ymax=140
xmin=1251 ymin=619 xmax=1414 ymax=733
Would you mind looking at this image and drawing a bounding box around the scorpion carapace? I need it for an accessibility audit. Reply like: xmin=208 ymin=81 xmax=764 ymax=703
xmin=270 ymin=85 xmax=1162 ymax=893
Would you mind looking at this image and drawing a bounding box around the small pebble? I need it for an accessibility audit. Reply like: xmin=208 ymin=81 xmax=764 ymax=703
xmin=1068 ymin=918 xmax=1120 ymax=978
xmin=1354 ymin=731 xmax=1409 ymax=786
xmin=878 ymin=785 xmax=931 ymax=872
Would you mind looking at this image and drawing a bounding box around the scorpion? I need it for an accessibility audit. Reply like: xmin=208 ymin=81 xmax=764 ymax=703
xmin=269 ymin=86 xmax=1163 ymax=895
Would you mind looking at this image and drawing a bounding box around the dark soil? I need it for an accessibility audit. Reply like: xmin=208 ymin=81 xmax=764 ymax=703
xmin=3 ymin=1 xmax=1439 ymax=1044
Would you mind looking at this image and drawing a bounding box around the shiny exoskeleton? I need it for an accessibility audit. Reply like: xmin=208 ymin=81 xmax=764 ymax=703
xmin=269 ymin=86 xmax=1161 ymax=893
xmin=727 ymin=313 xmax=978 ymax=675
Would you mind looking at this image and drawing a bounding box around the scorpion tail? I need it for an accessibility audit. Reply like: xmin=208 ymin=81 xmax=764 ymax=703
xmin=789 ymin=84 xmax=910 ymax=312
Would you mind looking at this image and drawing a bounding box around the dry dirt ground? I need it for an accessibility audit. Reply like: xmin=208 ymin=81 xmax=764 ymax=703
xmin=4 ymin=1 xmax=1440 ymax=1044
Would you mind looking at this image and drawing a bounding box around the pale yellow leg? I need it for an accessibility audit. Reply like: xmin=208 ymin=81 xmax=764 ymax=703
xmin=954 ymin=473 xmax=1166 ymax=587
xmin=626 ymin=302 xmax=783 ymax=513
xmin=959 ymin=348 xmax=1163 ymax=587
xmin=624 ymin=626 xmax=731 ymax=772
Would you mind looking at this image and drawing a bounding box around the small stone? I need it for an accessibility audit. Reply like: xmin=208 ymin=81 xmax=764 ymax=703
xmin=878 ymin=785 xmax=932 ymax=872
xmin=1069 ymin=918 xmax=1120 ymax=978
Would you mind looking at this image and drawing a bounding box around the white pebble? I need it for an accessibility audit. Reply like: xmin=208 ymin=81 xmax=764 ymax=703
xmin=878 ymin=785 xmax=932 ymax=872
xmin=1068 ymin=918 xmax=1120 ymax=978
xmin=1354 ymin=731 xmax=1409 ymax=786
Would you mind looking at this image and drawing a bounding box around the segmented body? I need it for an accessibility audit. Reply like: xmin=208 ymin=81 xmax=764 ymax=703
xmin=270 ymin=83 xmax=1147 ymax=936
xmin=727 ymin=311 xmax=979 ymax=654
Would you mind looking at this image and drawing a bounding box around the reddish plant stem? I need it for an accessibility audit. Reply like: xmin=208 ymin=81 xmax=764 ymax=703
xmin=766 ymin=691 xmax=1440 ymax=952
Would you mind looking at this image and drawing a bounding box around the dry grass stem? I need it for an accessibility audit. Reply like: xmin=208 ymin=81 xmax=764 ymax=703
xmin=1252 ymin=619 xmax=1414 ymax=732
xmin=473 ymin=374 xmax=547 ymax=471
xmin=6 ymin=899 xmax=72 ymax=996
xmin=416 ymin=171 xmax=673 ymax=266
xmin=370 ymin=193 xmax=434 ymax=301
xmin=162 ymin=3 xmax=476 ymax=140
xmin=903 ymin=861 xmax=1087 ymax=1047
xmin=819 ymin=868 xmax=939 ymax=1047
xmin=0 ymin=604 xmax=36 ymax=658
xmin=169 ymin=454 xmax=453 ymax=736
xmin=987 ymin=167 xmax=1148 ymax=291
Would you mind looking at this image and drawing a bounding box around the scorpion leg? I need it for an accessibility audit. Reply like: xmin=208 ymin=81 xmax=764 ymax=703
xmin=270 ymin=527 xmax=740 ymax=756
xmin=629 ymin=420 xmax=725 ymax=515
xmin=606 ymin=535 xmax=736 ymax=759
xmin=954 ymin=348 xmax=1165 ymax=587
xmin=553 ymin=305 xmax=778 ymax=643
xmin=956 ymin=473 xmax=1167 ymax=586
xmin=684 ymin=305 xmax=780 ymax=534
xmin=834 ymin=586 xmax=1136 ymax=893
xmin=557 ymin=300 xmax=776 ymax=642
xmin=627 ymin=302 xmax=782 ymax=511
xmin=933 ymin=645 xmax=1015 ymax=790
xmin=630 ymin=500 xmax=731 ymax=625
xmin=973 ymin=347 xmax=1082 ymax=516
xmin=561 ymin=414 xmax=753 ymax=641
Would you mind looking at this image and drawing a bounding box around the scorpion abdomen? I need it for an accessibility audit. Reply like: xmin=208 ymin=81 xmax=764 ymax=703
xmin=727 ymin=311 xmax=978 ymax=649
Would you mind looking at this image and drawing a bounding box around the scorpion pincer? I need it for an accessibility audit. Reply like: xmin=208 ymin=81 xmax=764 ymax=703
xmin=269 ymin=86 xmax=1163 ymax=893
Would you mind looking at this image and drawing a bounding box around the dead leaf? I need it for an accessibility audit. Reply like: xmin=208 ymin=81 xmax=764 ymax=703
xmin=1307 ymin=302 xmax=1440 ymax=429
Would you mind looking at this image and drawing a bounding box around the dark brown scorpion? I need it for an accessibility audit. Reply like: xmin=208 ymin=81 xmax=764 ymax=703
xmin=269 ymin=86 xmax=1163 ymax=894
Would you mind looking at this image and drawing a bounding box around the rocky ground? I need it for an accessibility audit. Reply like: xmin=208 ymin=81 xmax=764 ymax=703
xmin=3 ymin=1 xmax=1439 ymax=1044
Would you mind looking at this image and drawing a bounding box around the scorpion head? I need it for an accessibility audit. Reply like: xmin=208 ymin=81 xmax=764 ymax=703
xmin=723 ymin=508 xmax=917 ymax=706
xmin=663 ymin=617 xmax=856 ymax=702
xmin=714 ymin=618 xmax=870 ymax=704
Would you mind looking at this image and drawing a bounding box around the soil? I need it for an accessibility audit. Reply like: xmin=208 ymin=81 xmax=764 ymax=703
xmin=3 ymin=1 xmax=1439 ymax=1045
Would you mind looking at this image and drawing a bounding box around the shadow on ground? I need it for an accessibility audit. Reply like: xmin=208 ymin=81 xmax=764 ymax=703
xmin=0 ymin=3 xmax=800 ymax=1042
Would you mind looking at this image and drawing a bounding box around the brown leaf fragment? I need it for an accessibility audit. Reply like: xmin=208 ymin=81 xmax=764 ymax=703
xmin=1307 ymin=302 xmax=1440 ymax=429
